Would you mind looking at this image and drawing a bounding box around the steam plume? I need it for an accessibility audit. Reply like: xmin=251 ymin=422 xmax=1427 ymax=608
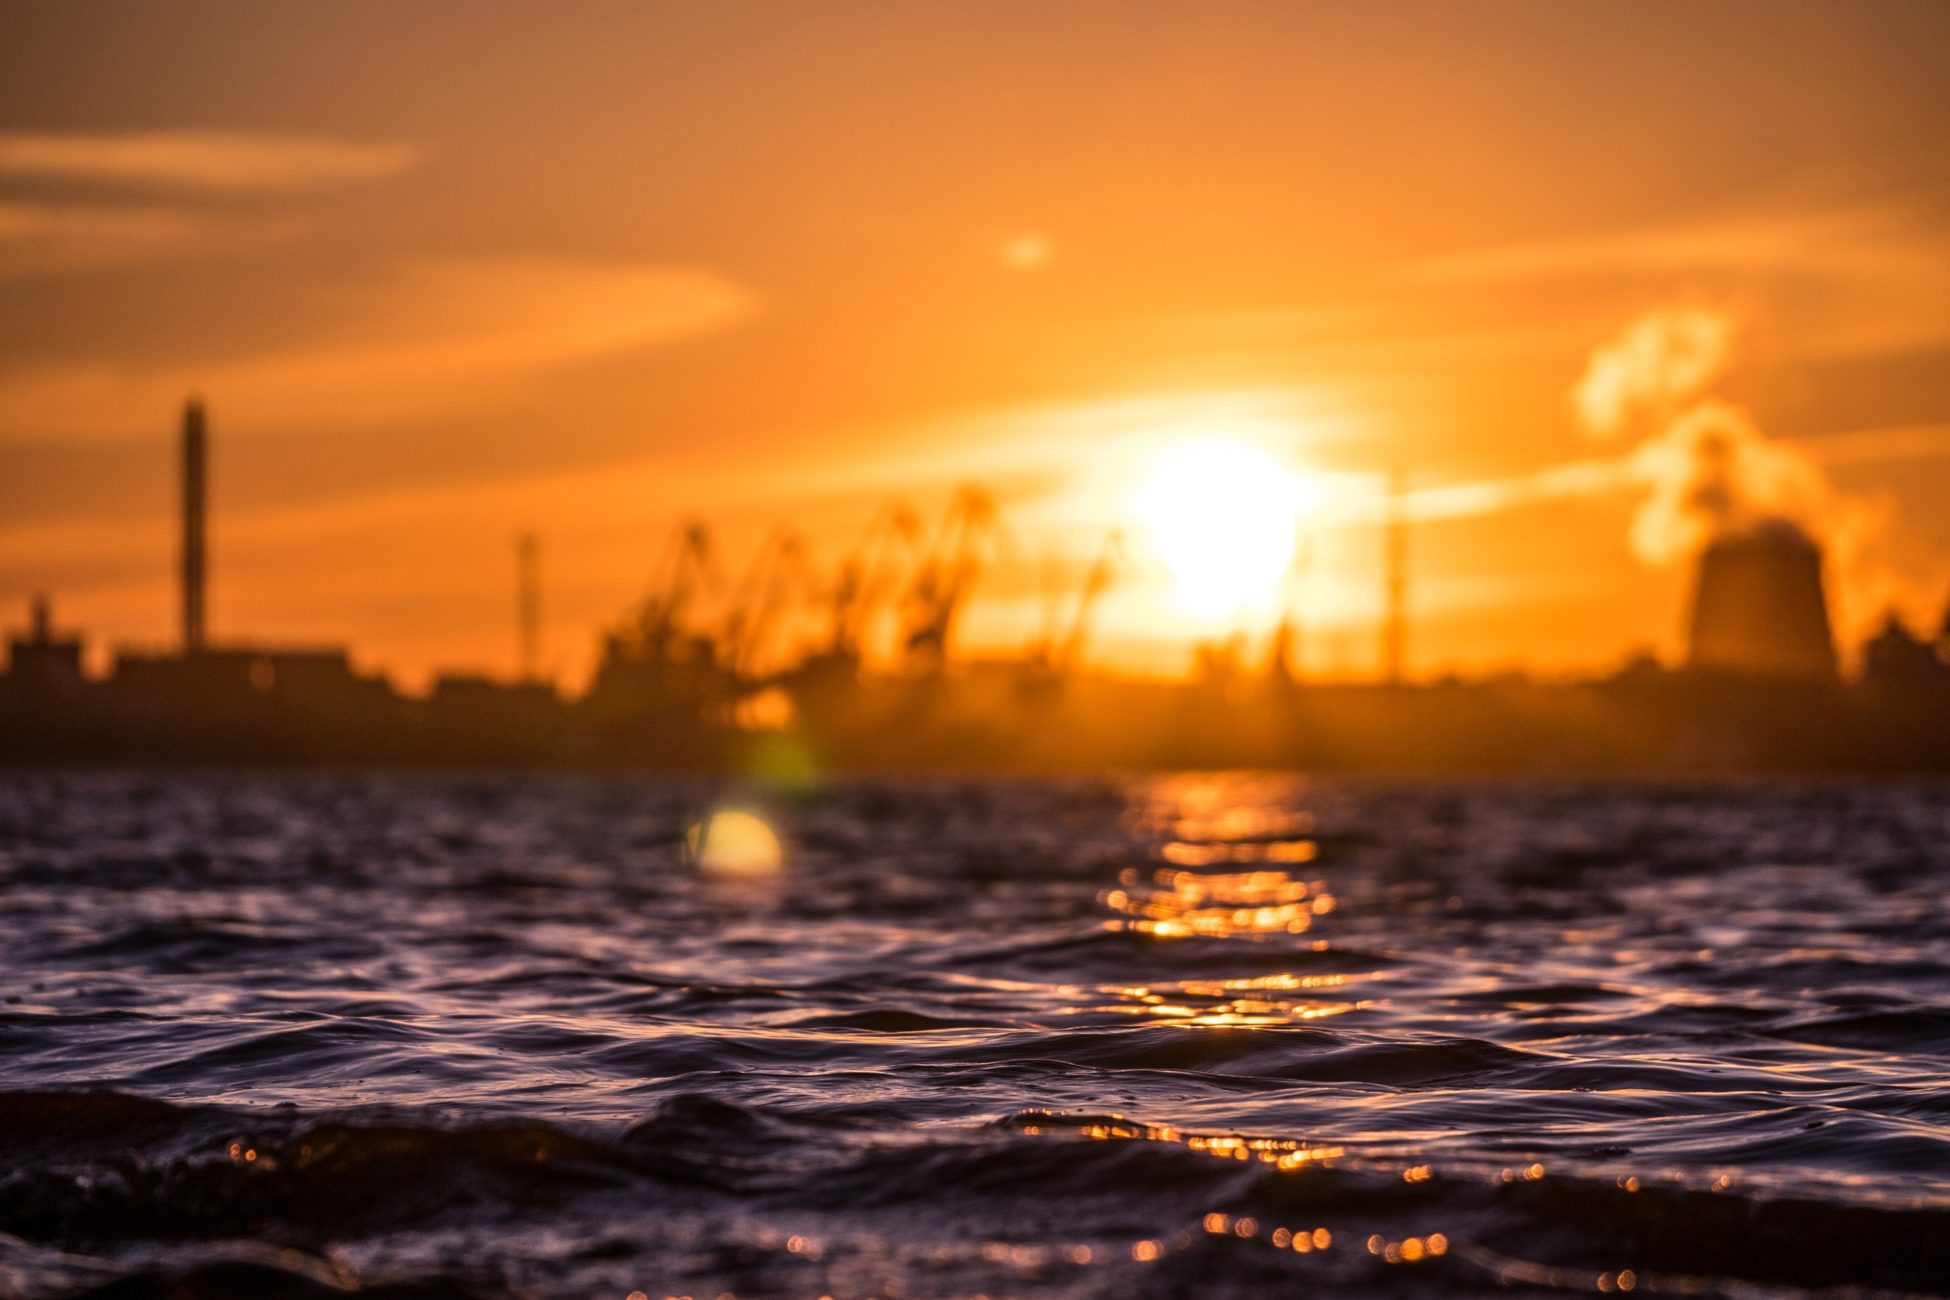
xmin=1573 ymin=307 xmax=1868 ymax=567
xmin=1573 ymin=306 xmax=1731 ymax=441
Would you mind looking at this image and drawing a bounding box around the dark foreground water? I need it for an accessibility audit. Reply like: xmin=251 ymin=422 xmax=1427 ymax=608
xmin=2 ymin=774 xmax=1948 ymax=1299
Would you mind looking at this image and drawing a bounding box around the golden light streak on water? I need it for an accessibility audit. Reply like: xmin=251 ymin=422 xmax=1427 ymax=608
xmin=1102 ymin=846 xmax=1334 ymax=939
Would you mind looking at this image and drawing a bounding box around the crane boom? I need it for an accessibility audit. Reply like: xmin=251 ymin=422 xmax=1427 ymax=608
xmin=1056 ymin=529 xmax=1124 ymax=673
xmin=628 ymin=518 xmax=717 ymax=661
xmin=902 ymin=485 xmax=1001 ymax=672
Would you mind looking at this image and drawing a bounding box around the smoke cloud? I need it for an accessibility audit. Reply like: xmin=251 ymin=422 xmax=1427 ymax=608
xmin=1573 ymin=306 xmax=1732 ymax=442
xmin=1573 ymin=307 xmax=1869 ymax=567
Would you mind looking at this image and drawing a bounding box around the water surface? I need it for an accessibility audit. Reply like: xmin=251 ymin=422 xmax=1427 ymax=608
xmin=2 ymin=773 xmax=1947 ymax=1297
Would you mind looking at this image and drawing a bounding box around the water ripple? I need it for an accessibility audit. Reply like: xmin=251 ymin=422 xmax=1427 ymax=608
xmin=0 ymin=772 xmax=1946 ymax=1296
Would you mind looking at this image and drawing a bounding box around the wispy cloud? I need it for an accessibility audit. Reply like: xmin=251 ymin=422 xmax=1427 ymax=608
xmin=1333 ymin=423 xmax=1950 ymax=532
xmin=1402 ymin=206 xmax=1950 ymax=359
xmin=0 ymin=199 xmax=293 ymax=278
xmin=0 ymin=130 xmax=418 ymax=192
xmin=0 ymin=131 xmax=416 ymax=278
xmin=1403 ymin=210 xmax=1913 ymax=284
xmin=0 ymin=258 xmax=756 ymax=441
xmin=1800 ymin=421 xmax=1950 ymax=468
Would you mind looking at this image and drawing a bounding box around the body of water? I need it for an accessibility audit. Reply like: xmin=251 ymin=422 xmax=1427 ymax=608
xmin=2 ymin=773 xmax=1947 ymax=1297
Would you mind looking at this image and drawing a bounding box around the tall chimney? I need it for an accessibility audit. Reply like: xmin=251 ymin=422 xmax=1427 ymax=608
xmin=181 ymin=398 xmax=207 ymax=653
xmin=516 ymin=530 xmax=540 ymax=682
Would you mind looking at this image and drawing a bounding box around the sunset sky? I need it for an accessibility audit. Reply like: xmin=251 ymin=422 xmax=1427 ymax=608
xmin=3 ymin=1 xmax=1948 ymax=688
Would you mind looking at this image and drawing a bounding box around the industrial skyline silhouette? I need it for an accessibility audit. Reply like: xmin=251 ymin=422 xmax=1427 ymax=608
xmin=5 ymin=397 xmax=1948 ymax=773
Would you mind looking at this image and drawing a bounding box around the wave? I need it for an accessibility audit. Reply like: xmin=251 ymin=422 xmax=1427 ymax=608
xmin=5 ymin=1089 xmax=1950 ymax=1298
xmin=4 ymin=773 xmax=1949 ymax=1296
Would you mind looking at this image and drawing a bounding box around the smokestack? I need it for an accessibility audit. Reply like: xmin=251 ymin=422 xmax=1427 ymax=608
xmin=516 ymin=531 xmax=540 ymax=682
xmin=1685 ymin=522 xmax=1836 ymax=681
xmin=181 ymin=398 xmax=207 ymax=653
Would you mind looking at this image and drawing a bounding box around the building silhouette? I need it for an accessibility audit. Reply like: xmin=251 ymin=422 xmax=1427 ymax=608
xmin=7 ymin=595 xmax=84 ymax=691
xmin=1685 ymin=523 xmax=1837 ymax=681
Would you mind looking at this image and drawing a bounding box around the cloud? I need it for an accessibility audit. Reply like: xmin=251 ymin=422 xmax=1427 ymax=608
xmin=1799 ymin=421 xmax=1950 ymax=468
xmin=1404 ymin=207 xmax=1950 ymax=359
xmin=0 ymin=258 xmax=756 ymax=440
xmin=0 ymin=199 xmax=292 ymax=278
xmin=0 ymin=131 xmax=418 ymax=192
xmin=1407 ymin=211 xmax=1902 ymax=284
xmin=1380 ymin=420 xmax=1950 ymax=535
xmin=1394 ymin=456 xmax=1638 ymax=526
xmin=0 ymin=132 xmax=415 ymax=278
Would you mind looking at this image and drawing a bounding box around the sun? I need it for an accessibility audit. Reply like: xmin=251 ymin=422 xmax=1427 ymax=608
xmin=1129 ymin=432 xmax=1317 ymax=617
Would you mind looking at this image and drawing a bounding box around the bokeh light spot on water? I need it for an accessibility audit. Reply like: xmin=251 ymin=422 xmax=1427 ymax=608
xmin=687 ymin=807 xmax=784 ymax=879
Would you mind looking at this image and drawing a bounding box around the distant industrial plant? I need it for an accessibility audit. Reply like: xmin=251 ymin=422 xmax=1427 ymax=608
xmin=4 ymin=401 xmax=1949 ymax=773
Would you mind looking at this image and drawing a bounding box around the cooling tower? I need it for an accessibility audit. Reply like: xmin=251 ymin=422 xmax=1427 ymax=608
xmin=1684 ymin=522 xmax=1836 ymax=681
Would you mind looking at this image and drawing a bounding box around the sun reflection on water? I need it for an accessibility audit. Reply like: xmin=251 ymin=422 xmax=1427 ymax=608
xmin=1109 ymin=782 xmax=1335 ymax=939
xmin=1368 ymin=1231 xmax=1450 ymax=1263
xmin=1013 ymin=1111 xmax=1348 ymax=1171
xmin=1103 ymin=859 xmax=1335 ymax=939
xmin=1093 ymin=969 xmax=1366 ymax=1027
xmin=1099 ymin=785 xmax=1367 ymax=1024
xmin=1003 ymin=1110 xmax=1595 ymax=1281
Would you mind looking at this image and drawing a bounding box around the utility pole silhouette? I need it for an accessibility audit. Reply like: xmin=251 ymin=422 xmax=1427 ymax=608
xmin=1273 ymin=528 xmax=1313 ymax=684
xmin=1383 ymin=468 xmax=1407 ymax=685
xmin=516 ymin=531 xmax=540 ymax=683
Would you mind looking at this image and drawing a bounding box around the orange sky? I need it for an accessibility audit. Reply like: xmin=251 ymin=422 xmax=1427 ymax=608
xmin=3 ymin=2 xmax=1949 ymax=689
